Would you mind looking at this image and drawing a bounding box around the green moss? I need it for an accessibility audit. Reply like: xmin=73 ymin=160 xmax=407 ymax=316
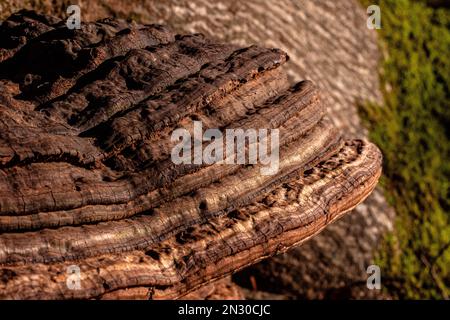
xmin=359 ymin=0 xmax=449 ymax=299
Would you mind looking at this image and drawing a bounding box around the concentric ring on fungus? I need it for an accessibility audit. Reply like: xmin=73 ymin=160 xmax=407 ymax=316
xmin=0 ymin=10 xmax=382 ymax=300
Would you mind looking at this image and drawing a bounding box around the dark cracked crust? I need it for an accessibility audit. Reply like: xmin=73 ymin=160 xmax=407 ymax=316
xmin=0 ymin=139 xmax=382 ymax=299
xmin=0 ymin=11 xmax=382 ymax=299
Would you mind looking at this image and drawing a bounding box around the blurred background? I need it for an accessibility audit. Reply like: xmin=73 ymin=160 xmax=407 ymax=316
xmin=0 ymin=0 xmax=448 ymax=299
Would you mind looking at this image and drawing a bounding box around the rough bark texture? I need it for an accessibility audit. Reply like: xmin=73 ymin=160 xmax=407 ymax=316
xmin=80 ymin=0 xmax=393 ymax=299
xmin=102 ymin=276 xmax=245 ymax=300
xmin=0 ymin=11 xmax=383 ymax=299
xmin=0 ymin=0 xmax=395 ymax=299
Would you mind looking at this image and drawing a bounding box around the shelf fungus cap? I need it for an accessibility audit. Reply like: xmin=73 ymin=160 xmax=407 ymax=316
xmin=0 ymin=11 xmax=382 ymax=299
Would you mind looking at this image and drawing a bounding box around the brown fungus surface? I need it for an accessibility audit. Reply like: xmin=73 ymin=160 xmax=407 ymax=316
xmin=0 ymin=11 xmax=382 ymax=299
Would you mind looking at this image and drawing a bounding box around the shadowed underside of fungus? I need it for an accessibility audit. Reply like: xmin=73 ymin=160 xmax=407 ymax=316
xmin=0 ymin=10 xmax=382 ymax=299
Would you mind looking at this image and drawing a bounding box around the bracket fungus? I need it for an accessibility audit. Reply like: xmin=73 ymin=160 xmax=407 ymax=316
xmin=0 ymin=10 xmax=382 ymax=299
